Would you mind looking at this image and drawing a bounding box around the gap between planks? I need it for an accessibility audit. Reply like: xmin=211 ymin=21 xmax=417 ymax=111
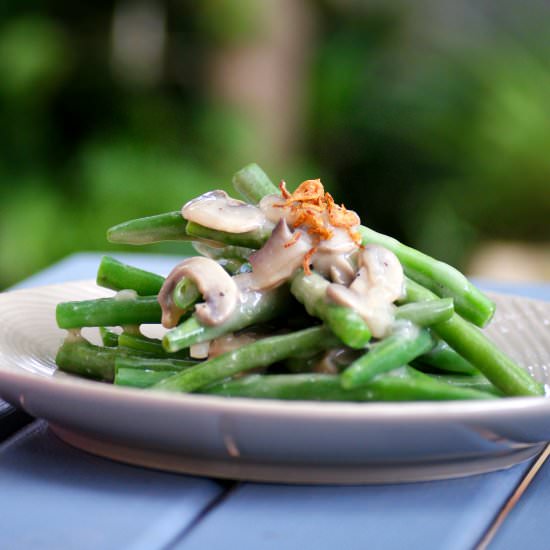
xmin=475 ymin=442 xmax=550 ymax=550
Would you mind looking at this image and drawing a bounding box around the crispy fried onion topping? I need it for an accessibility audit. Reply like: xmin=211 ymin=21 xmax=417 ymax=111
xmin=276 ymin=179 xmax=361 ymax=274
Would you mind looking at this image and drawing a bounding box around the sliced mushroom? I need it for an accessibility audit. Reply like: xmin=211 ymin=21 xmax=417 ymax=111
xmin=309 ymin=227 xmax=358 ymax=284
xmin=353 ymin=244 xmax=404 ymax=301
xmin=158 ymin=257 xmax=239 ymax=328
xmin=316 ymin=227 xmax=357 ymax=255
xmin=157 ymin=266 xmax=188 ymax=328
xmin=182 ymin=190 xmax=268 ymax=233
xmin=248 ymin=219 xmax=312 ymax=290
xmin=258 ymin=194 xmax=306 ymax=228
xmin=326 ymin=283 xmax=395 ymax=338
xmin=312 ymin=252 xmax=356 ymax=285
xmin=258 ymin=194 xmax=287 ymax=223
xmin=326 ymin=245 xmax=404 ymax=338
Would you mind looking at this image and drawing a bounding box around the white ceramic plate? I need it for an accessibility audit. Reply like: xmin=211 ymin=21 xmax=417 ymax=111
xmin=0 ymin=281 xmax=549 ymax=484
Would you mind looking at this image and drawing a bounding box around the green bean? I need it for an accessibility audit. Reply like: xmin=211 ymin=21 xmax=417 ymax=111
xmin=56 ymin=338 xmax=118 ymax=381
xmin=358 ymin=225 xmax=495 ymax=327
xmin=413 ymin=340 xmax=478 ymax=375
xmin=185 ymin=221 xmax=270 ymax=249
xmin=290 ymin=270 xmax=371 ymax=348
xmin=107 ymin=211 xmax=190 ymax=245
xmin=56 ymin=337 xmax=196 ymax=383
xmin=436 ymin=314 xmax=544 ymax=397
xmin=99 ymin=326 xmax=119 ymax=347
xmin=56 ymin=164 xmax=543 ymax=403
xmin=407 ymin=368 xmax=502 ymax=396
xmin=96 ymin=256 xmax=165 ymax=296
xmin=117 ymin=332 xmax=192 ymax=359
xmin=202 ymin=373 xmax=497 ymax=401
xmin=284 ymin=348 xmax=362 ymax=374
xmin=395 ymin=298 xmax=454 ymax=327
xmin=163 ymin=284 xmax=290 ymax=352
xmin=172 ymin=277 xmax=201 ymax=310
xmin=192 ymin=242 xmax=253 ymax=274
xmin=232 ymin=163 xmax=279 ymax=203
xmin=341 ymin=325 xmax=435 ymax=389
xmin=403 ymin=279 xmax=544 ymax=397
xmin=56 ymin=295 xmax=161 ymax=329
xmin=283 ymin=352 xmax=325 ymax=374
xmin=324 ymin=306 xmax=373 ymax=348
xmin=115 ymin=355 xmax=197 ymax=372
xmin=115 ymin=368 xmax=179 ymax=388
xmin=118 ymin=331 xmax=160 ymax=353
xmin=96 ymin=255 xmax=198 ymax=325
xmin=193 ymin=242 xmax=254 ymax=262
xmin=401 ymin=278 xmax=436 ymax=303
xmin=107 ymin=212 xmax=270 ymax=250
xmin=216 ymin=258 xmax=252 ymax=275
xmin=154 ymin=326 xmax=340 ymax=392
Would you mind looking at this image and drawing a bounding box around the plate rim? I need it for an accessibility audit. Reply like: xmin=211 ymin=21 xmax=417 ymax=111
xmin=0 ymin=279 xmax=549 ymax=425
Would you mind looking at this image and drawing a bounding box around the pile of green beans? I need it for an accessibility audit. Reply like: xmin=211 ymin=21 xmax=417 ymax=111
xmin=55 ymin=163 xmax=545 ymax=401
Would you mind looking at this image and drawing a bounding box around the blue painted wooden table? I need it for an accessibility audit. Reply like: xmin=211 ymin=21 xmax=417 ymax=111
xmin=1 ymin=253 xmax=549 ymax=550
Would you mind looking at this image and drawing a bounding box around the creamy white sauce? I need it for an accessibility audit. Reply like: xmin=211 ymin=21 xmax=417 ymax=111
xmin=65 ymin=328 xmax=83 ymax=342
xmin=326 ymin=245 xmax=404 ymax=338
xmin=115 ymin=289 xmax=138 ymax=301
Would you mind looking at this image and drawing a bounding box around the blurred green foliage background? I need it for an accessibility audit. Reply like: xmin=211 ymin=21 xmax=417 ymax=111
xmin=0 ymin=0 xmax=549 ymax=289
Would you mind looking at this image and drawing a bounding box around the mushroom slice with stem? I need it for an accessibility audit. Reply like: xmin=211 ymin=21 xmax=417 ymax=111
xmin=158 ymin=257 xmax=239 ymax=328
xmin=182 ymin=190 xmax=269 ymax=234
xmin=326 ymin=245 xmax=405 ymax=338
xmin=356 ymin=244 xmax=405 ymax=302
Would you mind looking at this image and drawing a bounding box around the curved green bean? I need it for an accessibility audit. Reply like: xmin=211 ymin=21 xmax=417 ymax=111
xmin=403 ymin=278 xmax=544 ymax=397
xmin=358 ymin=225 xmax=495 ymax=327
xmin=290 ymin=270 xmax=372 ymax=348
